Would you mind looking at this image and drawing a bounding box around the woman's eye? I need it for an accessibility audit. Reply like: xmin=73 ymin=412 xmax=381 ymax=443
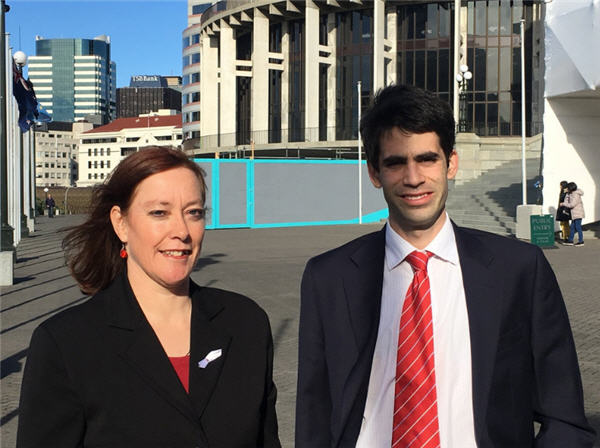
xmin=150 ymin=210 xmax=166 ymax=217
xmin=188 ymin=208 xmax=206 ymax=219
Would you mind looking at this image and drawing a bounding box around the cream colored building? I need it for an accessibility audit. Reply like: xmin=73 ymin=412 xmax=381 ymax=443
xmin=77 ymin=111 xmax=182 ymax=186
xmin=35 ymin=121 xmax=94 ymax=187
xmin=183 ymin=0 xmax=544 ymax=159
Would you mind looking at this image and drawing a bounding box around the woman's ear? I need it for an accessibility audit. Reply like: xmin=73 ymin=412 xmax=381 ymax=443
xmin=110 ymin=206 xmax=128 ymax=243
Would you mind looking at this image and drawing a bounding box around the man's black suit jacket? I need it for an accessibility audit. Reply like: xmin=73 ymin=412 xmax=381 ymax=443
xmin=17 ymin=272 xmax=280 ymax=448
xmin=296 ymin=224 xmax=595 ymax=447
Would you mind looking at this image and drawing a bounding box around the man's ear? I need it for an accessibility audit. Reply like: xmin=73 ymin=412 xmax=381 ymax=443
xmin=367 ymin=162 xmax=382 ymax=189
xmin=110 ymin=206 xmax=128 ymax=243
xmin=447 ymin=150 xmax=458 ymax=180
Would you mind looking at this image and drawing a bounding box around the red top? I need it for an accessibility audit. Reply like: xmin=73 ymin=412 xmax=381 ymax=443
xmin=169 ymin=355 xmax=190 ymax=393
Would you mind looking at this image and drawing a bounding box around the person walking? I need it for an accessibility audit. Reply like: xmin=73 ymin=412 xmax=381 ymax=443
xmin=561 ymin=182 xmax=585 ymax=247
xmin=556 ymin=180 xmax=571 ymax=242
xmin=45 ymin=193 xmax=55 ymax=218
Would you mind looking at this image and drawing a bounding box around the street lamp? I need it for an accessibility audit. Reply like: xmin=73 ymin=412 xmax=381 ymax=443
xmin=14 ymin=50 xmax=30 ymax=237
xmin=13 ymin=49 xmax=26 ymax=67
xmin=455 ymin=64 xmax=472 ymax=133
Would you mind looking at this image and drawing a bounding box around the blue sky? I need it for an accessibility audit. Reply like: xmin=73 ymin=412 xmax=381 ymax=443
xmin=5 ymin=0 xmax=188 ymax=87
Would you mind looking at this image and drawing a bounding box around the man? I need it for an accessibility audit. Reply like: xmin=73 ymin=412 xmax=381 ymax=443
xmin=45 ymin=193 xmax=55 ymax=218
xmin=295 ymin=85 xmax=595 ymax=447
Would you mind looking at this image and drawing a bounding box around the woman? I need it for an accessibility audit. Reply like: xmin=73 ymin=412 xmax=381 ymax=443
xmin=556 ymin=180 xmax=571 ymax=242
xmin=17 ymin=147 xmax=280 ymax=447
xmin=561 ymin=181 xmax=585 ymax=247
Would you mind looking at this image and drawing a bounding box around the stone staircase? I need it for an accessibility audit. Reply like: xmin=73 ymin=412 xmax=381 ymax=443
xmin=447 ymin=158 xmax=542 ymax=236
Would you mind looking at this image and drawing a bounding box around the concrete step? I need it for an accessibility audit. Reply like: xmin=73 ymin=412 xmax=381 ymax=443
xmin=446 ymin=157 xmax=541 ymax=236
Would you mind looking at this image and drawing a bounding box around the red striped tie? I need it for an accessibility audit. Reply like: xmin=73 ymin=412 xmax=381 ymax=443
xmin=391 ymin=250 xmax=440 ymax=448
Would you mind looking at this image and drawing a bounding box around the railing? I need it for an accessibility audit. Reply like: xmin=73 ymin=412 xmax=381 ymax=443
xmin=460 ymin=121 xmax=543 ymax=137
xmin=190 ymin=121 xmax=543 ymax=153
xmin=196 ymin=126 xmax=360 ymax=151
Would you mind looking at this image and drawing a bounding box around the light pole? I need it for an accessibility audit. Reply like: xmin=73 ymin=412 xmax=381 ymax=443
xmin=357 ymin=80 xmax=363 ymax=224
xmin=14 ymin=50 xmax=29 ymax=236
xmin=520 ymin=18 xmax=527 ymax=205
xmin=455 ymin=64 xmax=472 ymax=133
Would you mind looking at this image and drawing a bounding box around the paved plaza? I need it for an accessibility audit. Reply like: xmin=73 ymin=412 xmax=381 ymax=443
xmin=1 ymin=215 xmax=599 ymax=447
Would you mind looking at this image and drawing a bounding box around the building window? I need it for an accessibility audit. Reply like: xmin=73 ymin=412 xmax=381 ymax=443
xmin=94 ymin=148 xmax=98 ymax=156
xmin=88 ymin=148 xmax=91 ymax=156
xmin=107 ymin=160 xmax=111 ymax=168
xmin=107 ymin=148 xmax=110 ymax=156
xmin=88 ymin=161 xmax=92 ymax=168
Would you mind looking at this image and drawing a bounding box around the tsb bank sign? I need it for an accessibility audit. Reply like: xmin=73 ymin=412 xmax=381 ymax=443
xmin=132 ymin=75 xmax=159 ymax=83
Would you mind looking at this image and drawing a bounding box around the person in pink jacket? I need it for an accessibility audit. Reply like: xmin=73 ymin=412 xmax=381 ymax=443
xmin=561 ymin=182 xmax=585 ymax=246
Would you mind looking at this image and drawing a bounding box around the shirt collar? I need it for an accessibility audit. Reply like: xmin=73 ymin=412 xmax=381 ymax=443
xmin=385 ymin=212 xmax=459 ymax=270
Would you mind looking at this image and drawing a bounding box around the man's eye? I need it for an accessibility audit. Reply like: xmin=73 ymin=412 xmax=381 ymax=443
xmin=150 ymin=210 xmax=166 ymax=217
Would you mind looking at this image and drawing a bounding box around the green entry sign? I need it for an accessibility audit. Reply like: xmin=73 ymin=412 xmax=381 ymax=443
xmin=530 ymin=214 xmax=555 ymax=247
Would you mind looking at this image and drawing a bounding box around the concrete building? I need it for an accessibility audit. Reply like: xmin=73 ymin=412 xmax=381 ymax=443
xmin=181 ymin=2 xmax=212 ymax=144
xmin=117 ymin=75 xmax=182 ymax=118
xmin=34 ymin=121 xmax=94 ymax=187
xmin=164 ymin=75 xmax=183 ymax=91
xmin=28 ymin=35 xmax=117 ymax=124
xmin=182 ymin=0 xmax=544 ymax=158
xmin=77 ymin=111 xmax=182 ymax=186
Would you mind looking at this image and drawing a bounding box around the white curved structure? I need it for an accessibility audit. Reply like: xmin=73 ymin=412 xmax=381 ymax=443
xmin=542 ymin=0 xmax=599 ymax=224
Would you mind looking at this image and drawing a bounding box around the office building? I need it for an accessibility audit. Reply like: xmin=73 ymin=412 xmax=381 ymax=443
xmin=77 ymin=111 xmax=182 ymax=186
xmin=117 ymin=75 xmax=182 ymax=118
xmin=182 ymin=0 xmax=544 ymax=157
xmin=28 ymin=35 xmax=117 ymax=124
xmin=34 ymin=121 xmax=94 ymax=187
xmin=181 ymin=2 xmax=212 ymax=144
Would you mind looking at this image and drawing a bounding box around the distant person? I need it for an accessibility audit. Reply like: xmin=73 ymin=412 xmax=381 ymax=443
xmin=295 ymin=85 xmax=595 ymax=447
xmin=556 ymin=180 xmax=571 ymax=242
xmin=561 ymin=181 xmax=585 ymax=247
xmin=45 ymin=193 xmax=55 ymax=218
xmin=18 ymin=147 xmax=280 ymax=447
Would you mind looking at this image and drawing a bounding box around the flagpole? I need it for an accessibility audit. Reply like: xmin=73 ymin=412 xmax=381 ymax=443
xmin=1 ymin=0 xmax=16 ymax=254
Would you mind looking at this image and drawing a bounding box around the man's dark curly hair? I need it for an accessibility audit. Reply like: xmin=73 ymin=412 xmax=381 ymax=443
xmin=359 ymin=84 xmax=455 ymax=169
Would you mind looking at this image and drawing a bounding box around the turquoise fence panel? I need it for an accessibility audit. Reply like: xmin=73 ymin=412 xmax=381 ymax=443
xmin=194 ymin=158 xmax=387 ymax=230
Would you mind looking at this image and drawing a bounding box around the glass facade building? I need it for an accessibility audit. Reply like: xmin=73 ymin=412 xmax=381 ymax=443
xmin=184 ymin=0 xmax=544 ymax=156
xmin=28 ymin=36 xmax=116 ymax=123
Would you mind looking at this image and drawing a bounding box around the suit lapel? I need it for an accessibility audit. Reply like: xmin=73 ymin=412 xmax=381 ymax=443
xmin=454 ymin=225 xmax=504 ymax=444
xmin=188 ymin=285 xmax=232 ymax=420
xmin=334 ymin=228 xmax=385 ymax=444
xmin=105 ymin=273 xmax=200 ymax=427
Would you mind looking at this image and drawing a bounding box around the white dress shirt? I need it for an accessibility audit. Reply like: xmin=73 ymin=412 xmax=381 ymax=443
xmin=356 ymin=214 xmax=477 ymax=448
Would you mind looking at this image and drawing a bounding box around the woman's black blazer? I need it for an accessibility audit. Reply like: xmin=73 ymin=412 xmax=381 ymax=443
xmin=17 ymin=272 xmax=280 ymax=448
